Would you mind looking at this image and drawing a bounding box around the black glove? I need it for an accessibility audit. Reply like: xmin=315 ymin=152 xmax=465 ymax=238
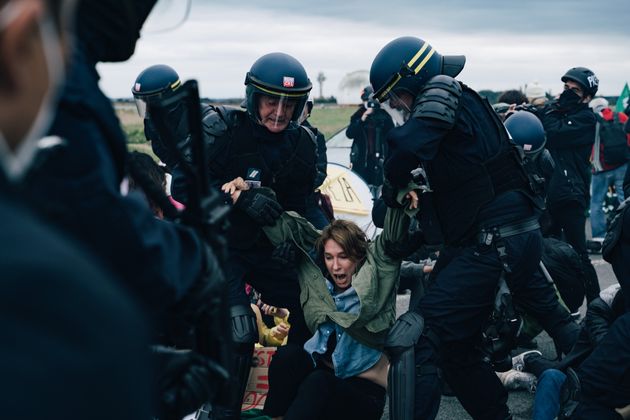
xmin=154 ymin=346 xmax=229 ymax=420
xmin=384 ymin=149 xmax=419 ymax=188
xmin=271 ymin=241 xmax=298 ymax=268
xmin=234 ymin=188 xmax=282 ymax=226
xmin=380 ymin=180 xmax=403 ymax=209
xmin=384 ymin=230 xmax=425 ymax=260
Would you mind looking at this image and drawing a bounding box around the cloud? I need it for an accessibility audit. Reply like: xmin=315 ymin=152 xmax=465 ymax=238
xmin=98 ymin=0 xmax=630 ymax=99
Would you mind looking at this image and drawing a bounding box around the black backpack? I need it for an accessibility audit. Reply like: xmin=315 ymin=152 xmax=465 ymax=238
xmin=597 ymin=112 xmax=629 ymax=165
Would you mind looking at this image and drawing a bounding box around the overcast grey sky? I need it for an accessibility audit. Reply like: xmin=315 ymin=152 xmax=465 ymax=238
xmin=98 ymin=0 xmax=630 ymax=100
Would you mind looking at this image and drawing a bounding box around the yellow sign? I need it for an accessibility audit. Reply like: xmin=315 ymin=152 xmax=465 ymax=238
xmin=321 ymin=165 xmax=370 ymax=216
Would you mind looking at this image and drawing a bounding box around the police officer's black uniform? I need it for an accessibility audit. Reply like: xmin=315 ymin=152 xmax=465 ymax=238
xmin=198 ymin=52 xmax=317 ymax=419
xmin=133 ymin=64 xmax=198 ymax=204
xmin=370 ymin=36 xmax=580 ymax=420
xmin=18 ymin=2 xmax=229 ymax=416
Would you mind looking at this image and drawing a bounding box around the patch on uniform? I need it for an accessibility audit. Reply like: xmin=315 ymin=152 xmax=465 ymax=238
xmin=283 ymin=77 xmax=295 ymax=88
xmin=524 ymin=144 xmax=532 ymax=151
xmin=246 ymin=167 xmax=262 ymax=189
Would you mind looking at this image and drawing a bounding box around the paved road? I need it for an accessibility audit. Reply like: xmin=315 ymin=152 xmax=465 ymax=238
xmin=383 ymin=253 xmax=615 ymax=420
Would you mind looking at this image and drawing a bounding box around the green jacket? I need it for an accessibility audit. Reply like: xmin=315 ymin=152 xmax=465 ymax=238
xmin=262 ymin=206 xmax=410 ymax=350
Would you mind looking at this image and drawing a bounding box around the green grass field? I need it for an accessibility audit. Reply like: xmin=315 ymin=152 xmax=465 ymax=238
xmin=117 ymin=103 xmax=356 ymax=154
xmin=306 ymin=105 xmax=355 ymax=140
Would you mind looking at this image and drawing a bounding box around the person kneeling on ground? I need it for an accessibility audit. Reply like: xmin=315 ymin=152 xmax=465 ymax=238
xmin=222 ymin=177 xmax=418 ymax=420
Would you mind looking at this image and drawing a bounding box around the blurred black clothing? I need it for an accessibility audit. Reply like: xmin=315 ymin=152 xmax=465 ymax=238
xmin=0 ymin=191 xmax=152 ymax=420
xmin=347 ymin=106 xmax=394 ymax=186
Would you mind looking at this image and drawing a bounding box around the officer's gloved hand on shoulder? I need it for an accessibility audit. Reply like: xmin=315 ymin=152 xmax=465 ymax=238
xmin=234 ymin=187 xmax=283 ymax=226
xmin=153 ymin=346 xmax=229 ymax=420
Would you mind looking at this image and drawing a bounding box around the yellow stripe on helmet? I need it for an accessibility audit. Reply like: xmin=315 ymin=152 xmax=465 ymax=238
xmin=375 ymin=44 xmax=435 ymax=102
xmin=407 ymin=42 xmax=430 ymax=67
xmin=413 ymin=48 xmax=435 ymax=74
xmin=170 ymin=79 xmax=182 ymax=90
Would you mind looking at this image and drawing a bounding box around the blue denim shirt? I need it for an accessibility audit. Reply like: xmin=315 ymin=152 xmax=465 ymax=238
xmin=303 ymin=280 xmax=382 ymax=378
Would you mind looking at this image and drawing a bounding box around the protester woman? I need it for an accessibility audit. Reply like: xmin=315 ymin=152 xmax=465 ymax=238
xmin=222 ymin=178 xmax=417 ymax=420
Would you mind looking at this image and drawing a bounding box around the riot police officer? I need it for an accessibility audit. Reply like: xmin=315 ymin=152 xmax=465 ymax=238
xmin=371 ymin=36 xmax=579 ymax=419
xmin=195 ymin=52 xmax=318 ymax=419
xmin=132 ymin=64 xmax=193 ymax=203
xmin=504 ymin=111 xmax=555 ymax=202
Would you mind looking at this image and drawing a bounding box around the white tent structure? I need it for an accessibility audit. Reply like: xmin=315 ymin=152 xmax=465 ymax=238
xmin=337 ymin=70 xmax=370 ymax=105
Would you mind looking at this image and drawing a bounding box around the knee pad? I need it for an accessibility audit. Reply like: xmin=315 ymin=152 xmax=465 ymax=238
xmin=230 ymin=304 xmax=258 ymax=349
xmin=385 ymin=311 xmax=424 ymax=358
xmin=216 ymin=305 xmax=258 ymax=417
xmin=385 ymin=312 xmax=424 ymax=420
xmin=388 ymin=347 xmax=415 ymax=420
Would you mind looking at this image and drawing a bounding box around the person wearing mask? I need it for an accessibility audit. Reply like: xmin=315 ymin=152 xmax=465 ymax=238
xmin=0 ymin=0 xmax=152 ymax=418
xmin=369 ymin=36 xmax=580 ymax=420
xmin=535 ymin=67 xmax=601 ymax=303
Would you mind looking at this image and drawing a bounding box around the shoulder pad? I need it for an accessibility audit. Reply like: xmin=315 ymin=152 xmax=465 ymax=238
xmin=201 ymin=105 xmax=246 ymax=138
xmin=411 ymin=75 xmax=462 ymax=127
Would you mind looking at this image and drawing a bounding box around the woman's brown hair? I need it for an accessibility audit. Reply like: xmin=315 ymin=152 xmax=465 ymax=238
xmin=316 ymin=219 xmax=368 ymax=263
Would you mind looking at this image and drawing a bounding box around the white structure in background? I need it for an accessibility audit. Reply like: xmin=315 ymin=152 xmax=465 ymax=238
xmin=337 ymin=70 xmax=370 ymax=105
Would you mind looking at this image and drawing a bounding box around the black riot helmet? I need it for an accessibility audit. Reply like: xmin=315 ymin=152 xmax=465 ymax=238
xmin=244 ymin=52 xmax=312 ymax=126
xmin=132 ymin=64 xmax=182 ymax=119
xmin=504 ymin=111 xmax=546 ymax=156
xmin=561 ymin=67 xmax=599 ymax=98
xmin=370 ymin=36 xmax=466 ymax=103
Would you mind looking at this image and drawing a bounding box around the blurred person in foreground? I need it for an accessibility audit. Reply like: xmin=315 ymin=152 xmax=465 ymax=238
xmin=0 ymin=0 xmax=152 ymax=418
xmin=16 ymin=0 xmax=230 ymax=418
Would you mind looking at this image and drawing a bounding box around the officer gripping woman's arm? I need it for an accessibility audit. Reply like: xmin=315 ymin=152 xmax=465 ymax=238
xmin=369 ymin=35 xmax=580 ymax=420
xmin=221 ymin=176 xmax=419 ymax=419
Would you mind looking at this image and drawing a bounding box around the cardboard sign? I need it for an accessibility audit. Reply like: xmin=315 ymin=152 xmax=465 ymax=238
xmin=321 ymin=164 xmax=370 ymax=216
xmin=241 ymin=346 xmax=277 ymax=411
xmin=320 ymin=162 xmax=380 ymax=239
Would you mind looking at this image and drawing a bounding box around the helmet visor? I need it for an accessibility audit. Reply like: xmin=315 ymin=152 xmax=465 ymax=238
xmin=378 ymin=89 xmax=413 ymax=123
xmin=135 ymin=97 xmax=148 ymax=118
xmin=142 ymin=0 xmax=191 ymax=34
xmin=256 ymin=94 xmax=300 ymax=133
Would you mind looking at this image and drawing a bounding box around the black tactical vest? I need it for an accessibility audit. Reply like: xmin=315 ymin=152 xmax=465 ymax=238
xmin=424 ymin=87 xmax=536 ymax=245
xmin=206 ymin=107 xmax=317 ymax=249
